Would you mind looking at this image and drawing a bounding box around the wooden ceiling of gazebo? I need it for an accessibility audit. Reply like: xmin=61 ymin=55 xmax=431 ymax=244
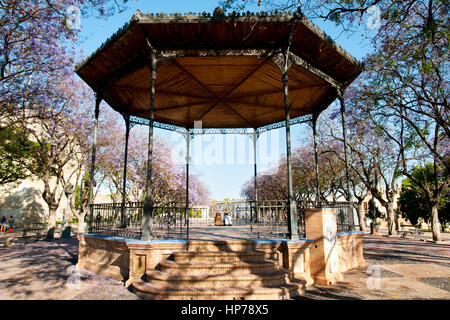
xmin=76 ymin=10 xmax=363 ymax=129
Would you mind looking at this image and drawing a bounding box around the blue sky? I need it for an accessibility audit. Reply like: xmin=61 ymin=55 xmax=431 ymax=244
xmin=77 ymin=0 xmax=374 ymax=201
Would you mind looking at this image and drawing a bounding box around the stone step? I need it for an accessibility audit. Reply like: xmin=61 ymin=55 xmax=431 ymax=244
xmin=146 ymin=269 xmax=288 ymax=288
xmin=132 ymin=247 xmax=303 ymax=300
xmin=132 ymin=279 xmax=304 ymax=300
xmin=172 ymin=250 xmax=266 ymax=263
xmin=186 ymin=240 xmax=253 ymax=252
xmin=159 ymin=259 xmax=278 ymax=275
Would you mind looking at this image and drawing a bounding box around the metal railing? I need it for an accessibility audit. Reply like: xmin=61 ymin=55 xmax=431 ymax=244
xmin=250 ymin=200 xmax=289 ymax=239
xmin=90 ymin=202 xmax=210 ymax=239
xmin=89 ymin=200 xmax=355 ymax=240
xmin=91 ymin=202 xmax=142 ymax=239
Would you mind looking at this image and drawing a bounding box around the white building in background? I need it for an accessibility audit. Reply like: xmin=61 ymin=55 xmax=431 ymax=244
xmin=0 ymin=114 xmax=84 ymax=228
xmin=0 ymin=177 xmax=76 ymax=228
xmin=0 ymin=179 xmax=117 ymax=228
xmin=191 ymin=206 xmax=209 ymax=219
xmin=210 ymin=199 xmax=251 ymax=221
xmin=93 ymin=194 xmax=113 ymax=204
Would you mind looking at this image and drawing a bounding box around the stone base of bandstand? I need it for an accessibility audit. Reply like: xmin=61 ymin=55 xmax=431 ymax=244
xmin=76 ymin=212 xmax=366 ymax=299
xmin=77 ymin=236 xmax=314 ymax=286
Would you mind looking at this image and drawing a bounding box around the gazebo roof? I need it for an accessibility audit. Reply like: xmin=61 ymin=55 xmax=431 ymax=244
xmin=76 ymin=9 xmax=363 ymax=130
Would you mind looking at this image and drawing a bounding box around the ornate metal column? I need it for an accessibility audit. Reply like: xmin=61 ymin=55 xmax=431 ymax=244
xmin=338 ymin=90 xmax=356 ymax=231
xmin=253 ymin=130 xmax=258 ymax=202
xmin=87 ymin=92 xmax=102 ymax=233
xmin=312 ymin=112 xmax=321 ymax=205
xmin=184 ymin=130 xmax=192 ymax=239
xmin=252 ymin=129 xmax=259 ymax=225
xmin=120 ymin=113 xmax=131 ymax=228
xmin=141 ymin=42 xmax=157 ymax=241
xmin=282 ymin=49 xmax=299 ymax=240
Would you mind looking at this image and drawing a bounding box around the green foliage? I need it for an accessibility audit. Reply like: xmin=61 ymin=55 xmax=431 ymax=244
xmin=0 ymin=125 xmax=40 ymax=186
xmin=74 ymin=171 xmax=90 ymax=210
xmin=189 ymin=209 xmax=203 ymax=218
xmin=367 ymin=198 xmax=382 ymax=220
xmin=399 ymin=180 xmax=425 ymax=226
xmin=74 ymin=185 xmax=82 ymax=210
xmin=337 ymin=209 xmax=347 ymax=225
xmin=399 ymin=164 xmax=449 ymax=226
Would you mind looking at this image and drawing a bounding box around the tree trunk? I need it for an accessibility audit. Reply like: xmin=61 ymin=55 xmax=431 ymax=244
xmin=395 ymin=214 xmax=400 ymax=231
xmin=386 ymin=201 xmax=396 ymax=236
xmin=75 ymin=205 xmax=87 ymax=234
xmin=357 ymin=203 xmax=367 ymax=232
xmin=431 ymin=205 xmax=441 ymax=242
xmin=42 ymin=174 xmax=58 ymax=239
xmin=46 ymin=205 xmax=58 ymax=240
xmin=77 ymin=217 xmax=86 ymax=234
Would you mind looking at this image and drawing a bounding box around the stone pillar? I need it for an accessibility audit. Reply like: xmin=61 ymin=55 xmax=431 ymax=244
xmin=126 ymin=240 xmax=187 ymax=287
xmin=305 ymin=208 xmax=343 ymax=285
xmin=125 ymin=242 xmax=152 ymax=287
xmin=281 ymin=240 xmax=314 ymax=286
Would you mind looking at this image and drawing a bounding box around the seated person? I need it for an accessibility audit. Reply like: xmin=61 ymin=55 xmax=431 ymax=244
xmin=7 ymin=216 xmax=14 ymax=230
xmin=214 ymin=212 xmax=222 ymax=226
xmin=223 ymin=213 xmax=232 ymax=226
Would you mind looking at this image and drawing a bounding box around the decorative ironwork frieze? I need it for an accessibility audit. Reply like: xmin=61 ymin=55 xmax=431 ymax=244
xmin=129 ymin=115 xmax=313 ymax=134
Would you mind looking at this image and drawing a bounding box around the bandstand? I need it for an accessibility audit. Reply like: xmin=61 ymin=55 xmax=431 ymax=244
xmin=75 ymin=8 xmax=366 ymax=299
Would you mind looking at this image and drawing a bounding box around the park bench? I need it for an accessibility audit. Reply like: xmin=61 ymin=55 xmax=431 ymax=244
xmin=398 ymin=229 xmax=424 ymax=238
xmin=19 ymin=223 xmax=47 ymax=243
xmin=2 ymin=226 xmax=46 ymax=247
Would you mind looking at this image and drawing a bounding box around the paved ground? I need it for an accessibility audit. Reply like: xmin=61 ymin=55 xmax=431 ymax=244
xmin=0 ymin=238 xmax=139 ymax=300
xmin=297 ymin=235 xmax=450 ymax=300
xmin=0 ymin=228 xmax=449 ymax=300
